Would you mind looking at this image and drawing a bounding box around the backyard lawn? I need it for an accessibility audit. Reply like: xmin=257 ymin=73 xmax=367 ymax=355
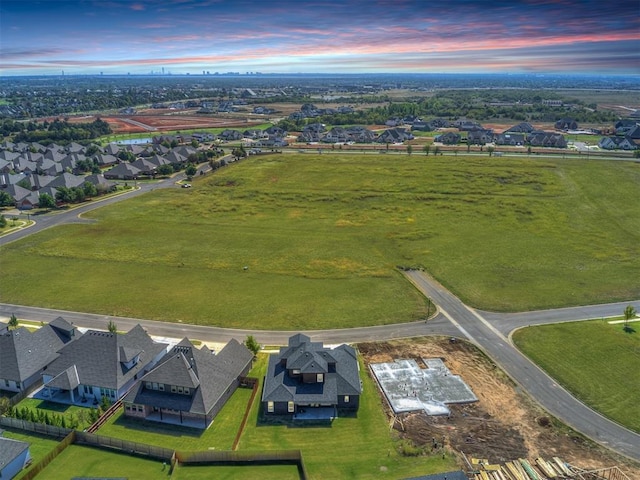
xmin=1 ymin=154 xmax=638 ymax=329
xmin=36 ymin=445 xmax=171 ymax=479
xmin=513 ymin=318 xmax=640 ymax=432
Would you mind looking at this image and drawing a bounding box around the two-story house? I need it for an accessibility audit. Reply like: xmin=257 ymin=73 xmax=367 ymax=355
xmin=261 ymin=334 xmax=361 ymax=418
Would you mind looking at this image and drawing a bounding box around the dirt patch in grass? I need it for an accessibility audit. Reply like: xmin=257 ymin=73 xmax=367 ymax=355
xmin=359 ymin=337 xmax=640 ymax=477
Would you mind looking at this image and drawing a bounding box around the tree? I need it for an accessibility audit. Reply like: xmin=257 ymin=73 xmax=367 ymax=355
xmin=434 ymin=146 xmax=441 ymax=156
xmin=244 ymin=335 xmax=261 ymax=356
xmin=423 ymin=144 xmax=430 ymax=156
xmin=0 ymin=190 xmax=14 ymax=207
xmin=406 ymin=144 xmax=413 ymax=155
xmin=623 ymin=305 xmax=637 ymax=331
xmin=185 ymin=163 xmax=198 ymax=179
xmin=156 ymin=164 xmax=173 ymax=176
xmin=38 ymin=193 xmax=56 ymax=209
xmin=107 ymin=320 xmax=118 ymax=333
xmin=0 ymin=215 xmax=6 ymax=228
xmin=8 ymin=314 xmax=19 ymax=329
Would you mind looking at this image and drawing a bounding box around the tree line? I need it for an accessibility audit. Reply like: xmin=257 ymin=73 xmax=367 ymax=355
xmin=9 ymin=118 xmax=112 ymax=144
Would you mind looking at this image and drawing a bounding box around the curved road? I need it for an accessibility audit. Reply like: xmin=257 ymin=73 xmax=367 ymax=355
xmin=1 ymin=163 xmax=639 ymax=462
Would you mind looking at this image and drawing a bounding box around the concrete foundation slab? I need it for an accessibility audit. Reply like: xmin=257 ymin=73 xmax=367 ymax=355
xmin=370 ymin=358 xmax=477 ymax=415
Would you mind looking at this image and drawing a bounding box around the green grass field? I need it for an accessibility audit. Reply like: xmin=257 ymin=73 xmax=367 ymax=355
xmin=36 ymin=445 xmax=171 ymax=479
xmin=513 ymin=319 xmax=640 ymax=432
xmin=171 ymin=463 xmax=301 ymax=479
xmin=1 ymin=154 xmax=638 ymax=329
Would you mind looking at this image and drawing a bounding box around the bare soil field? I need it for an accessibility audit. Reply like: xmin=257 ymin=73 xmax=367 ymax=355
xmin=358 ymin=338 xmax=640 ymax=477
xmin=100 ymin=114 xmax=264 ymax=134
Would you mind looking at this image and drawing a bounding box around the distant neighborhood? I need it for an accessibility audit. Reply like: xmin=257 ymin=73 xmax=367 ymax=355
xmin=1 ymin=111 xmax=639 ymax=211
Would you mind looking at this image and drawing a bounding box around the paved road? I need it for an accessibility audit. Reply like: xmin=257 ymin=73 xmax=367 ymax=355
xmin=403 ymin=270 xmax=640 ymax=463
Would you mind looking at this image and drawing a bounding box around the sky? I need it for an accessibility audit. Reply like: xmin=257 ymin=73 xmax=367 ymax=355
xmin=1 ymin=0 xmax=639 ymax=76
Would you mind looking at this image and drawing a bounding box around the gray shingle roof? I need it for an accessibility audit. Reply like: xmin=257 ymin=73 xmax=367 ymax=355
xmin=122 ymin=338 xmax=253 ymax=416
xmin=44 ymin=325 xmax=167 ymax=391
xmin=0 ymin=436 xmax=30 ymax=469
xmin=0 ymin=321 xmax=79 ymax=384
xmin=261 ymin=335 xmax=361 ymax=404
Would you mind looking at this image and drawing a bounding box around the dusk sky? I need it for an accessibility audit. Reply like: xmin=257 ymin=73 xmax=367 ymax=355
xmin=1 ymin=0 xmax=639 ymax=76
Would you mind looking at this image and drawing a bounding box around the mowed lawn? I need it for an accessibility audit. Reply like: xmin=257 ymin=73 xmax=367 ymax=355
xmin=36 ymin=445 xmax=171 ymax=479
xmin=1 ymin=154 xmax=638 ymax=328
xmin=513 ymin=319 xmax=640 ymax=432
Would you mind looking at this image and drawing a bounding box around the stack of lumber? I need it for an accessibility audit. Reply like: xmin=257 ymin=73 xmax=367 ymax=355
xmin=472 ymin=456 xmax=575 ymax=480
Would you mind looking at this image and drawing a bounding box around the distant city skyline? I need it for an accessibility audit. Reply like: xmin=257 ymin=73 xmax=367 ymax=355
xmin=1 ymin=0 xmax=639 ymax=76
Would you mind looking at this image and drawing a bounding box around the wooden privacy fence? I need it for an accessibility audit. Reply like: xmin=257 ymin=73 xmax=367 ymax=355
xmin=232 ymin=376 xmax=259 ymax=451
xmin=19 ymin=430 xmax=76 ymax=480
xmin=0 ymin=416 xmax=72 ymax=438
xmin=75 ymin=431 xmax=175 ymax=461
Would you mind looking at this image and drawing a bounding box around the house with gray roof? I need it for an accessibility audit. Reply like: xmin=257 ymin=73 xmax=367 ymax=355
xmin=42 ymin=325 xmax=168 ymax=406
xmin=261 ymin=334 xmax=361 ymax=418
xmin=0 ymin=436 xmax=31 ymax=480
xmin=122 ymin=338 xmax=253 ymax=428
xmin=104 ymin=162 xmax=141 ymax=180
xmin=0 ymin=317 xmax=79 ymax=393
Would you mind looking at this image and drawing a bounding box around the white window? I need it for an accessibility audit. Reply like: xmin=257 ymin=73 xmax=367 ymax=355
xmin=158 ymin=384 xmax=164 ymax=391
xmin=171 ymin=385 xmax=177 ymax=393
xmin=267 ymin=401 xmax=274 ymax=413
xmin=316 ymin=373 xmax=324 ymax=383
xmin=292 ymin=369 xmax=300 ymax=375
xmin=152 ymin=382 xmax=158 ymax=390
xmin=184 ymin=387 xmax=190 ymax=395
xmin=344 ymin=395 xmax=350 ymax=403
xmin=145 ymin=382 xmax=152 ymax=389
xmin=177 ymin=386 xmax=183 ymax=394
xmin=288 ymin=401 xmax=295 ymax=413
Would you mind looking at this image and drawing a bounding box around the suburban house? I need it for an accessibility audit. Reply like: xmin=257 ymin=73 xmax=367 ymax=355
xmin=598 ymin=136 xmax=638 ymax=150
xmin=0 ymin=436 xmax=31 ymax=480
xmin=555 ymin=118 xmax=578 ymax=131
xmin=42 ymin=325 xmax=168 ymax=405
xmin=103 ymin=162 xmax=141 ymax=180
xmin=434 ymin=132 xmax=461 ymax=145
xmin=261 ymin=333 xmax=361 ymax=417
xmin=0 ymin=317 xmax=79 ymax=393
xmin=505 ymin=122 xmax=535 ymax=133
xmin=376 ymin=128 xmax=414 ymax=144
xmin=527 ymin=132 xmax=567 ymax=148
xmin=494 ymin=133 xmax=525 ymax=146
xmin=122 ymin=338 xmax=253 ymax=429
xmin=466 ymin=129 xmax=494 ymax=145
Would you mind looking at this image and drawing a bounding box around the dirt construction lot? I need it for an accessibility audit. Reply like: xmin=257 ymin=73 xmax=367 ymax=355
xmin=358 ymin=337 xmax=640 ymax=477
